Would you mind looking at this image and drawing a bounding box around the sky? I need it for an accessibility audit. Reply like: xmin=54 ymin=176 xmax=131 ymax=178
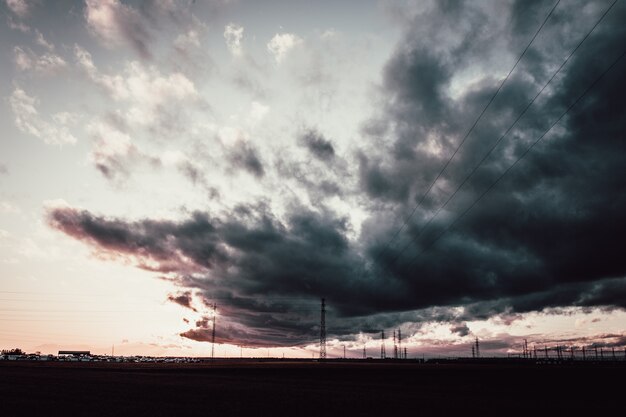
xmin=1 ymin=0 xmax=625 ymax=359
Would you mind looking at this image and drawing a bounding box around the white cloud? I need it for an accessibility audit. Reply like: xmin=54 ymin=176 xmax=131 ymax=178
xmin=43 ymin=198 xmax=71 ymax=210
xmin=320 ymin=29 xmax=338 ymax=40
xmin=84 ymin=0 xmax=151 ymax=59
xmin=123 ymin=62 xmax=197 ymax=127
xmin=89 ymin=121 xmax=134 ymax=159
xmin=14 ymin=46 xmax=67 ymax=75
xmin=175 ymin=29 xmax=201 ymax=49
xmin=5 ymin=0 xmax=31 ymax=18
xmin=74 ymin=45 xmax=128 ymax=100
xmin=13 ymin=46 xmax=31 ymax=70
xmin=9 ymin=87 xmax=78 ymax=146
xmin=267 ymin=32 xmax=302 ymax=63
xmin=88 ymin=121 xmax=137 ymax=180
xmin=84 ymin=0 xmax=130 ymax=44
xmin=218 ymin=126 xmax=247 ymax=147
xmin=87 ymin=120 xmax=160 ymax=182
xmin=0 ymin=201 xmax=20 ymax=214
xmin=74 ymin=45 xmax=198 ymax=128
xmin=35 ymin=29 xmax=54 ymax=51
xmin=7 ymin=16 xmax=30 ymax=32
xmin=224 ymin=23 xmax=244 ymax=56
xmin=249 ymin=101 xmax=269 ymax=124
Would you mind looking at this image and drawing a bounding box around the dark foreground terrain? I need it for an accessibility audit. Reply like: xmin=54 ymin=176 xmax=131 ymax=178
xmin=1 ymin=360 xmax=622 ymax=416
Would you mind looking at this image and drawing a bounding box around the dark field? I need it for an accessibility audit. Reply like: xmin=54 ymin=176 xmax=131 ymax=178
xmin=1 ymin=360 xmax=622 ymax=416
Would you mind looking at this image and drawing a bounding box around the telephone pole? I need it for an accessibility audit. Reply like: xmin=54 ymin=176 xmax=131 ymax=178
xmin=319 ymin=298 xmax=326 ymax=360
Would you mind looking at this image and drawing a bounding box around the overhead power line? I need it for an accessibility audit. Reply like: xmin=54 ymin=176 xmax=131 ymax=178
xmin=387 ymin=0 xmax=620 ymax=268
xmin=405 ymin=45 xmax=626 ymax=267
xmin=371 ymin=0 xmax=562 ymax=265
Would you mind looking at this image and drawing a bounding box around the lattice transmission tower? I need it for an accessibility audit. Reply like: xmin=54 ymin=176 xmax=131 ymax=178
xmin=319 ymin=298 xmax=326 ymax=360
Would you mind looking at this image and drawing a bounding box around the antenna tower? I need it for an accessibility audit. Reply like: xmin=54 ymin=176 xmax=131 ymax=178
xmin=319 ymin=298 xmax=326 ymax=360
xmin=211 ymin=303 xmax=217 ymax=360
xmin=381 ymin=330 xmax=386 ymax=359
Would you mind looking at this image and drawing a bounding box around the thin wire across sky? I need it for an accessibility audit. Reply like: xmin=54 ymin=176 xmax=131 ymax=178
xmin=376 ymin=0 xmax=621 ymax=273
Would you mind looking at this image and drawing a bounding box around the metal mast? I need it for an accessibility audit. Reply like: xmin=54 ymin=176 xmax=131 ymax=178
xmin=319 ymin=298 xmax=326 ymax=360
xmin=381 ymin=330 xmax=386 ymax=359
xmin=211 ymin=303 xmax=217 ymax=360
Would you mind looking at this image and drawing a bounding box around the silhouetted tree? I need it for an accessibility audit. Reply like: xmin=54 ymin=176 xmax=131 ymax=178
xmin=2 ymin=348 xmax=25 ymax=355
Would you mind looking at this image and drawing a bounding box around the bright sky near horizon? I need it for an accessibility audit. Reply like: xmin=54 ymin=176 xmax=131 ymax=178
xmin=1 ymin=0 xmax=625 ymax=358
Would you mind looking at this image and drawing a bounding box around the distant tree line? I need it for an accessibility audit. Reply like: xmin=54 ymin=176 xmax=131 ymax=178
xmin=2 ymin=348 xmax=25 ymax=355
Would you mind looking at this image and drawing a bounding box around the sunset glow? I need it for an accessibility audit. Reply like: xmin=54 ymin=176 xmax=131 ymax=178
xmin=1 ymin=0 xmax=625 ymax=359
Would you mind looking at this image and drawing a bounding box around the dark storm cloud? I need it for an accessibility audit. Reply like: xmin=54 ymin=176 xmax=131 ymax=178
xmin=47 ymin=1 xmax=626 ymax=346
xmin=47 ymin=204 xmax=388 ymax=346
xmin=358 ymin=0 xmax=626 ymax=319
xmin=299 ymin=128 xmax=335 ymax=161
xmin=175 ymin=159 xmax=220 ymax=199
xmin=167 ymin=291 xmax=197 ymax=312
xmin=274 ymin=158 xmax=344 ymax=202
xmin=450 ymin=323 xmax=470 ymax=337
xmin=228 ymin=142 xmax=265 ymax=178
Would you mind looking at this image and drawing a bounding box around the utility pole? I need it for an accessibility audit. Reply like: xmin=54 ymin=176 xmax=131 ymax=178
xmin=211 ymin=303 xmax=217 ymax=360
xmin=320 ymin=298 xmax=327 ymax=360
xmin=381 ymin=330 xmax=386 ymax=359
xmin=363 ymin=345 xmax=366 ymax=359
xmin=524 ymin=339 xmax=528 ymax=359
xmin=472 ymin=345 xmax=475 ymax=358
xmin=398 ymin=329 xmax=402 ymax=359
xmin=393 ymin=330 xmax=397 ymax=359
xmin=475 ymin=338 xmax=480 ymax=358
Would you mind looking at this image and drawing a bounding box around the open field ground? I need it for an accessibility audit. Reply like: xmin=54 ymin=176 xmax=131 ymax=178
xmin=1 ymin=360 xmax=622 ymax=416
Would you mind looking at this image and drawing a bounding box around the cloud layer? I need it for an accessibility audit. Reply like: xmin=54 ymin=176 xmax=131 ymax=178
xmin=44 ymin=1 xmax=626 ymax=347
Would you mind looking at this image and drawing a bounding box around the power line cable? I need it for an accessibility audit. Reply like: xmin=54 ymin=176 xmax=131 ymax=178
xmin=363 ymin=0 xmax=561 ymax=273
xmin=386 ymin=0 xmax=620 ymax=268
xmin=368 ymin=0 xmax=562 ymax=265
xmin=405 ymin=45 xmax=626 ymax=268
